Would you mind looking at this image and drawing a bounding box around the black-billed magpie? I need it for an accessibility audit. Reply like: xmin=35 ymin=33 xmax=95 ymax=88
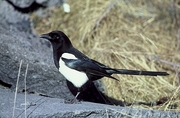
xmin=40 ymin=30 xmax=169 ymax=100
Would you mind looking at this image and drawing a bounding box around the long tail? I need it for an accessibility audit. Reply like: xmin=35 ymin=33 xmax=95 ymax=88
xmin=107 ymin=69 xmax=169 ymax=76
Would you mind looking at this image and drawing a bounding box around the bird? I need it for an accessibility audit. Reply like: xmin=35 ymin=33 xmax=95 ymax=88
xmin=40 ymin=30 xmax=169 ymax=101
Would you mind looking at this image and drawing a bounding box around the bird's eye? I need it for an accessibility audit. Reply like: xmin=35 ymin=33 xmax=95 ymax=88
xmin=55 ymin=36 xmax=60 ymax=40
xmin=49 ymin=33 xmax=60 ymax=40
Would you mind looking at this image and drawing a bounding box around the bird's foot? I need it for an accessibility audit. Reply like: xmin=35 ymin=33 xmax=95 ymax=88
xmin=64 ymin=92 xmax=81 ymax=104
xmin=64 ymin=98 xmax=81 ymax=104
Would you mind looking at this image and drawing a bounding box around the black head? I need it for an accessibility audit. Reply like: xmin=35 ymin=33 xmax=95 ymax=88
xmin=40 ymin=30 xmax=73 ymax=68
xmin=40 ymin=30 xmax=72 ymax=50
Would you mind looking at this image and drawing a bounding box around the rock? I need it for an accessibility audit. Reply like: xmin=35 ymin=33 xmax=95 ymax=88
xmin=0 ymin=0 xmax=29 ymax=23
xmin=41 ymin=0 xmax=63 ymax=7
xmin=1 ymin=88 xmax=179 ymax=118
xmin=7 ymin=0 xmax=63 ymax=9
xmin=0 ymin=0 xmax=35 ymax=34
xmin=7 ymin=0 xmax=35 ymax=8
xmin=0 ymin=0 xmax=74 ymax=100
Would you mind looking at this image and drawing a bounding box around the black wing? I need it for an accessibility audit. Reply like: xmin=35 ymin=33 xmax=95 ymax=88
xmin=61 ymin=57 xmax=119 ymax=81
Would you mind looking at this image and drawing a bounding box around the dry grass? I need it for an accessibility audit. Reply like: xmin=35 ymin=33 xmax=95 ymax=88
xmin=31 ymin=0 xmax=180 ymax=111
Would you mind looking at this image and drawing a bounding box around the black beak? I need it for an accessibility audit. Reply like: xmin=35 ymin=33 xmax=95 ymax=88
xmin=40 ymin=34 xmax=51 ymax=40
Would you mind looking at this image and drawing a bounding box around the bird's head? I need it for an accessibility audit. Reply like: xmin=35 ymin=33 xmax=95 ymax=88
xmin=40 ymin=30 xmax=72 ymax=49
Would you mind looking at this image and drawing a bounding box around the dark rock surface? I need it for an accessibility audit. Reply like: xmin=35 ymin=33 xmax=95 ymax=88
xmin=0 ymin=0 xmax=73 ymax=100
xmin=0 ymin=0 xmax=179 ymax=117
xmin=1 ymin=88 xmax=179 ymax=118
xmin=7 ymin=0 xmax=63 ymax=8
xmin=0 ymin=1 xmax=29 ymax=24
xmin=7 ymin=0 xmax=34 ymax=8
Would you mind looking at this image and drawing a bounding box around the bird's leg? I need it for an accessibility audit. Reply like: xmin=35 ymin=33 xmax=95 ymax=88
xmin=75 ymin=91 xmax=80 ymax=99
xmin=69 ymin=91 xmax=81 ymax=104
xmin=65 ymin=90 xmax=81 ymax=104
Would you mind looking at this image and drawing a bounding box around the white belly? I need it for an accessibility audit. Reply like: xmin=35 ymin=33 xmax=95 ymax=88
xmin=59 ymin=53 xmax=88 ymax=88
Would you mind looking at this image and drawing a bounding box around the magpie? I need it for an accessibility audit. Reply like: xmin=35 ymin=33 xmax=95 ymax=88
xmin=40 ymin=30 xmax=169 ymax=100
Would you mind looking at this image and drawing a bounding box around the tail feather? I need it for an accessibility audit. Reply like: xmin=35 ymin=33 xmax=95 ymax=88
xmin=107 ymin=69 xmax=169 ymax=76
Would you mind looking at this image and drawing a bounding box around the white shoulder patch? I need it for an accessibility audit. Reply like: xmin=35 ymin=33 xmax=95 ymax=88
xmin=61 ymin=53 xmax=77 ymax=59
xmin=59 ymin=53 xmax=88 ymax=88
